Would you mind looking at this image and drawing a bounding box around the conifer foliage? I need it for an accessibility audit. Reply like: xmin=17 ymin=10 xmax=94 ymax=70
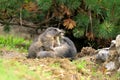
xmin=0 ymin=0 xmax=120 ymax=39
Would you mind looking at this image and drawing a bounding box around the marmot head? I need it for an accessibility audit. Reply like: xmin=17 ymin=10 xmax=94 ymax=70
xmin=45 ymin=27 xmax=65 ymax=37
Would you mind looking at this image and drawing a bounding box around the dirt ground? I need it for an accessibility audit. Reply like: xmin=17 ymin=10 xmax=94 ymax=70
xmin=0 ymin=48 xmax=119 ymax=80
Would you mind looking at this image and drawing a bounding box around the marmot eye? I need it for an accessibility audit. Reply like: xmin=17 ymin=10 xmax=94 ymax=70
xmin=52 ymin=29 xmax=57 ymax=32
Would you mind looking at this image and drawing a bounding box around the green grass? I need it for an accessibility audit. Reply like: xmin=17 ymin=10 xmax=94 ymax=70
xmin=0 ymin=58 xmax=52 ymax=80
xmin=72 ymin=60 xmax=86 ymax=71
xmin=50 ymin=62 xmax=61 ymax=68
xmin=0 ymin=35 xmax=31 ymax=52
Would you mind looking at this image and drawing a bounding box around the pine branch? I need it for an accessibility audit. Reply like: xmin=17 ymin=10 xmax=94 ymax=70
xmin=0 ymin=15 xmax=54 ymax=29
xmin=0 ymin=19 xmax=37 ymax=28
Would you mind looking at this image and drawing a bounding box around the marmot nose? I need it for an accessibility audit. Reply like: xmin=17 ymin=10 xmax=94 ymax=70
xmin=59 ymin=29 xmax=65 ymax=33
xmin=61 ymin=30 xmax=65 ymax=33
xmin=59 ymin=30 xmax=65 ymax=35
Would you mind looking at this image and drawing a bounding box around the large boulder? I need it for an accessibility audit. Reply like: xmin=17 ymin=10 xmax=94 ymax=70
xmin=95 ymin=48 xmax=109 ymax=62
xmin=95 ymin=34 xmax=120 ymax=74
xmin=116 ymin=35 xmax=120 ymax=54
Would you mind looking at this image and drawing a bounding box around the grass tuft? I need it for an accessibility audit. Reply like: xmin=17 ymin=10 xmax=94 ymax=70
xmin=0 ymin=35 xmax=31 ymax=52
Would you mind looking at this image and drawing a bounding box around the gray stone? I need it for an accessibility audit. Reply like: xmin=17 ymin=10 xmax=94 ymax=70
xmin=117 ymin=67 xmax=120 ymax=72
xmin=96 ymin=48 xmax=109 ymax=62
xmin=105 ymin=61 xmax=116 ymax=71
xmin=118 ymin=57 xmax=120 ymax=63
xmin=116 ymin=35 xmax=120 ymax=54
xmin=109 ymin=40 xmax=116 ymax=50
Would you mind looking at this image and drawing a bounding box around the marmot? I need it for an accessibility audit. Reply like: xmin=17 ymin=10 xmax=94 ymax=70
xmin=27 ymin=27 xmax=64 ymax=58
xmin=36 ymin=36 xmax=77 ymax=59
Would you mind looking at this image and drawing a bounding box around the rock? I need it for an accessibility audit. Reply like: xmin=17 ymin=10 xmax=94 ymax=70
xmin=116 ymin=35 xmax=120 ymax=54
xmin=118 ymin=57 xmax=120 ymax=63
xmin=95 ymin=48 xmax=109 ymax=62
xmin=109 ymin=40 xmax=116 ymax=50
xmin=117 ymin=67 xmax=120 ymax=72
xmin=101 ymin=35 xmax=120 ymax=73
xmin=105 ymin=61 xmax=116 ymax=71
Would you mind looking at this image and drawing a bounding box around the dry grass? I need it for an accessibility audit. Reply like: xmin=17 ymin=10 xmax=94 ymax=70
xmin=0 ymin=49 xmax=120 ymax=80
